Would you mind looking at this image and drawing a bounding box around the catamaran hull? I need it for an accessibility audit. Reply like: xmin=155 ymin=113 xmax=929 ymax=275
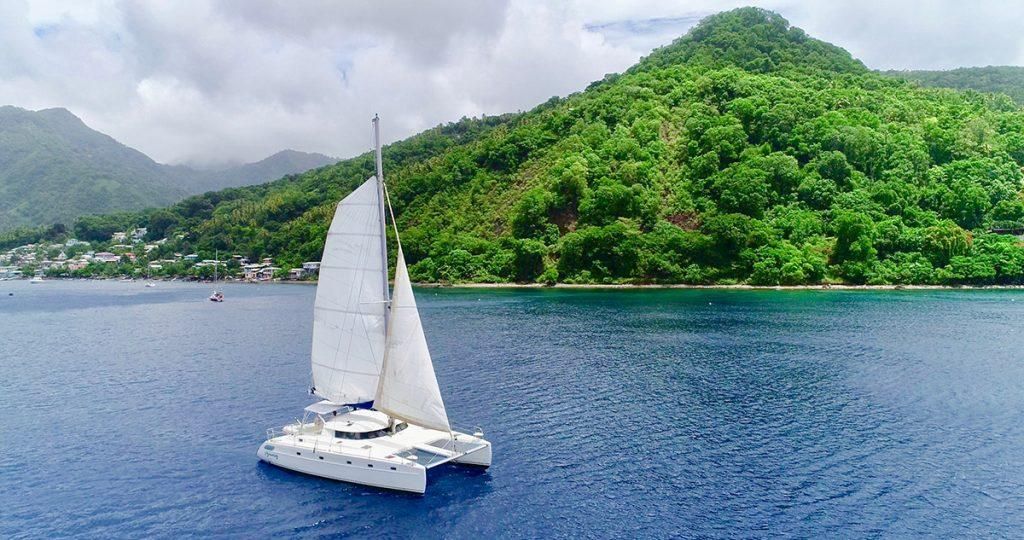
xmin=257 ymin=438 xmax=428 ymax=493
xmin=452 ymin=439 xmax=492 ymax=467
xmin=256 ymin=431 xmax=491 ymax=494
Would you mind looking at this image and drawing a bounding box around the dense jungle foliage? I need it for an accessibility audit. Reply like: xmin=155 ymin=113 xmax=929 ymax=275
xmin=27 ymin=8 xmax=1024 ymax=285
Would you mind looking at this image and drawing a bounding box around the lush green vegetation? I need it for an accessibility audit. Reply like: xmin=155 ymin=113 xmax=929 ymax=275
xmin=39 ymin=8 xmax=1024 ymax=286
xmin=888 ymin=66 xmax=1024 ymax=105
xmin=0 ymin=223 xmax=67 ymax=251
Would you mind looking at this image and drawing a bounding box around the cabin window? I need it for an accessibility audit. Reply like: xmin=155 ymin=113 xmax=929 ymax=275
xmin=335 ymin=428 xmax=386 ymax=440
xmin=334 ymin=422 xmax=408 ymax=440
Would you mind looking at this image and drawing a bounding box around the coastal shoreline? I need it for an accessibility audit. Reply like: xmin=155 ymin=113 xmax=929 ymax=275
xmin=10 ymin=277 xmax=1024 ymax=291
xmin=414 ymin=283 xmax=1024 ymax=291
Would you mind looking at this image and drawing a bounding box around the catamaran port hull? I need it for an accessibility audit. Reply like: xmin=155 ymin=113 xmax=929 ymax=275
xmin=257 ymin=439 xmax=430 ymax=493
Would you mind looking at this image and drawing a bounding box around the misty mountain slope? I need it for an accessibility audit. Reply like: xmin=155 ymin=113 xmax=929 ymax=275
xmin=183 ymin=150 xmax=337 ymax=193
xmin=0 ymin=106 xmax=184 ymax=229
xmin=0 ymin=106 xmax=335 ymax=230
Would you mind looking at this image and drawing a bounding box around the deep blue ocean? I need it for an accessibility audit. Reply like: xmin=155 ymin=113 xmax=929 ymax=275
xmin=2 ymin=280 xmax=1024 ymax=538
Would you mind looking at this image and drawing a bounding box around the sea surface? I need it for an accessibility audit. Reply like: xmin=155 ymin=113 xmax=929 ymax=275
xmin=2 ymin=280 xmax=1024 ymax=538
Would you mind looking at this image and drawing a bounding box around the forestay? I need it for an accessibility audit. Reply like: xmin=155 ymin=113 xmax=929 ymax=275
xmin=375 ymin=248 xmax=451 ymax=432
xmin=310 ymin=177 xmax=388 ymax=405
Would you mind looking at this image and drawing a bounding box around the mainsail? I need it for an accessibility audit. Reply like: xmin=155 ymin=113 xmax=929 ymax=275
xmin=310 ymin=177 xmax=388 ymax=405
xmin=311 ymin=116 xmax=450 ymax=431
xmin=375 ymin=248 xmax=451 ymax=432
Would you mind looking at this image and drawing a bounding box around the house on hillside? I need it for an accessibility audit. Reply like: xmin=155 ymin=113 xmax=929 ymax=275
xmin=243 ymin=262 xmax=280 ymax=281
xmin=288 ymin=261 xmax=321 ymax=280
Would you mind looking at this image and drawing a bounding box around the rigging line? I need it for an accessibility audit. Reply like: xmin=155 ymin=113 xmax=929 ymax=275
xmin=382 ymin=180 xmax=402 ymax=251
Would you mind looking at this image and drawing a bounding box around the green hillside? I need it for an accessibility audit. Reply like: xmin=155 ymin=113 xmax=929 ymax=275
xmin=0 ymin=106 xmax=185 ymax=230
xmin=0 ymin=106 xmax=335 ymax=231
xmin=48 ymin=8 xmax=1024 ymax=285
xmin=887 ymin=66 xmax=1024 ymax=105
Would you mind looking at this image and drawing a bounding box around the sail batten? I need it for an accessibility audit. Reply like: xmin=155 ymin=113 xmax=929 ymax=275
xmin=374 ymin=248 xmax=451 ymax=432
xmin=310 ymin=177 xmax=389 ymax=405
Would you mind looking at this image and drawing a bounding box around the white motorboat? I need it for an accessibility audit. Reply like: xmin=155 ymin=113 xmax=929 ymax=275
xmin=257 ymin=116 xmax=491 ymax=493
xmin=29 ymin=276 xmax=44 ymax=284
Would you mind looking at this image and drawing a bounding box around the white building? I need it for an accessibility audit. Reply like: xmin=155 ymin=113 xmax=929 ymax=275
xmin=94 ymin=252 xmax=120 ymax=263
xmin=243 ymin=263 xmax=280 ymax=281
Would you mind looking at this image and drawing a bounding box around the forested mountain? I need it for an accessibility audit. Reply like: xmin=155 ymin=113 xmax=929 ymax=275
xmin=41 ymin=8 xmax=1024 ymax=285
xmin=0 ymin=106 xmax=335 ymax=230
xmin=887 ymin=66 xmax=1024 ymax=105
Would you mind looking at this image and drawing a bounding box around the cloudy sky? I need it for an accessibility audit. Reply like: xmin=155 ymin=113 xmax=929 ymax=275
xmin=2 ymin=0 xmax=1022 ymax=166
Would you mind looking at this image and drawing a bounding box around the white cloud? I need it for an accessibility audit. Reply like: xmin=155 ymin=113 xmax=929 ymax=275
xmin=0 ymin=0 xmax=1021 ymax=166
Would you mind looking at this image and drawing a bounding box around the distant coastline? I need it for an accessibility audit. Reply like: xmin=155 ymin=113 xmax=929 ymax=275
xmin=9 ymin=277 xmax=1024 ymax=291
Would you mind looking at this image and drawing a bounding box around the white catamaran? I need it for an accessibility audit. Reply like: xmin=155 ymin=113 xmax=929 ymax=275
xmin=257 ymin=116 xmax=491 ymax=493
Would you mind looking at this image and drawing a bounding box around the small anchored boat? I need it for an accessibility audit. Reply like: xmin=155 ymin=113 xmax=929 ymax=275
xmin=257 ymin=116 xmax=491 ymax=493
xmin=208 ymin=250 xmax=224 ymax=302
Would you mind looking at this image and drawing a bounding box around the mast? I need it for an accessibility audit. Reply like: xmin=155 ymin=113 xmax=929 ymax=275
xmin=373 ymin=115 xmax=390 ymax=325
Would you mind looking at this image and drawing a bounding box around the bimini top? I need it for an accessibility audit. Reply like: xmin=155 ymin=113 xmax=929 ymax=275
xmin=323 ymin=409 xmax=391 ymax=434
xmin=304 ymin=400 xmax=352 ymax=417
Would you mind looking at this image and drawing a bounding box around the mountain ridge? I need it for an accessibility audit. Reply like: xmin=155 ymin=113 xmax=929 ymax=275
xmin=0 ymin=105 xmax=336 ymax=231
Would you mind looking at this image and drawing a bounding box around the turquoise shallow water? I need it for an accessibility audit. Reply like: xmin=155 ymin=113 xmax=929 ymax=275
xmin=2 ymin=280 xmax=1024 ymax=538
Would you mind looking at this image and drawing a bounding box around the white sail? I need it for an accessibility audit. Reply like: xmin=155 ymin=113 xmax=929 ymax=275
xmin=375 ymin=248 xmax=451 ymax=432
xmin=310 ymin=177 xmax=388 ymax=405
